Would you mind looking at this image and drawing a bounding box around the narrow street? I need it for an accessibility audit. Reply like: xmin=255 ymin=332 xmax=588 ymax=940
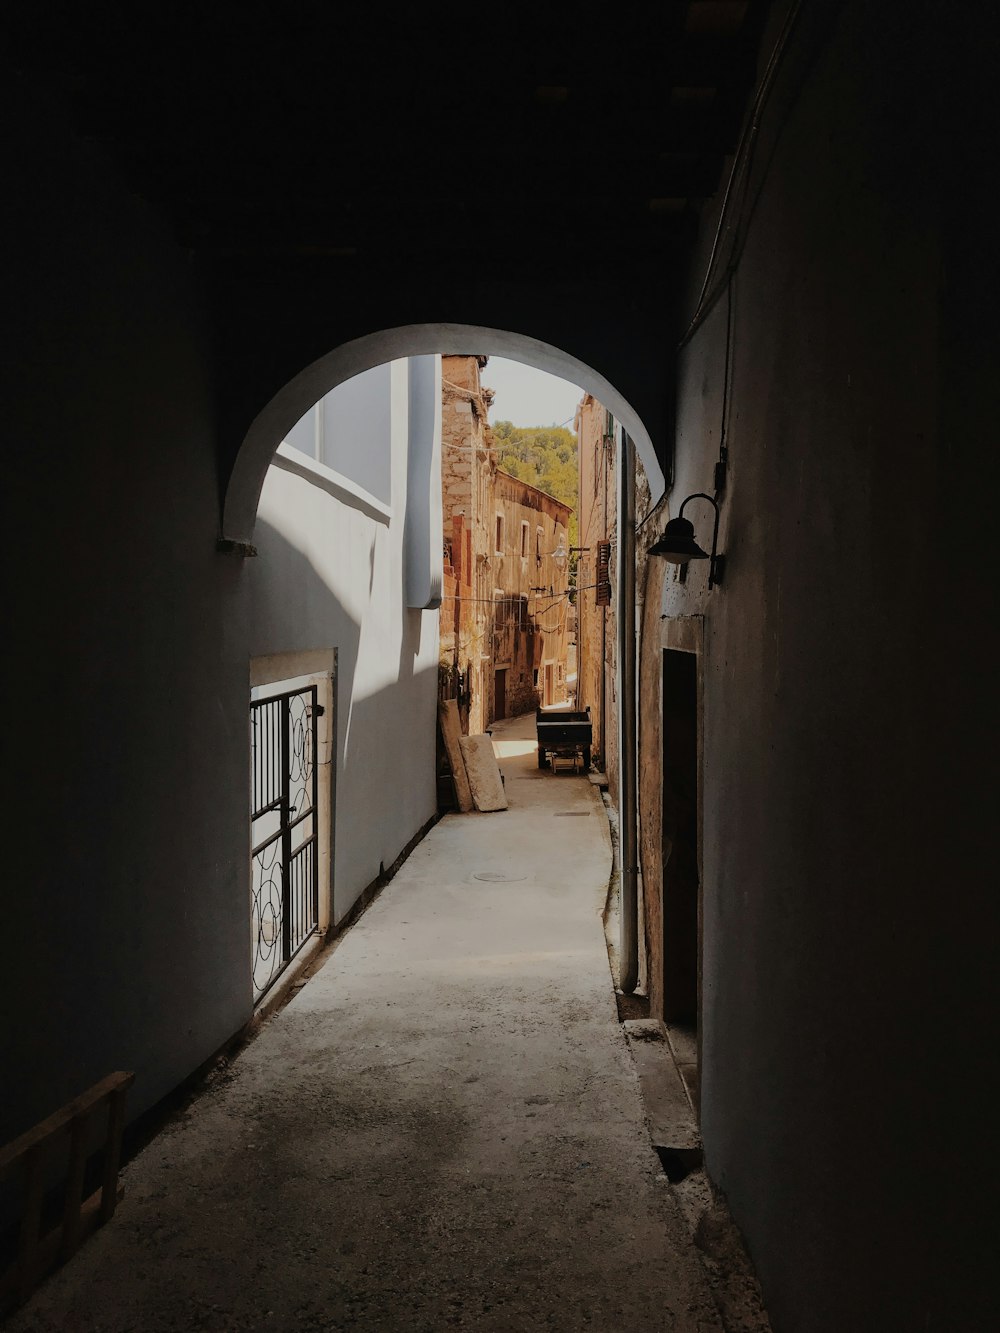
xmin=12 ymin=714 xmax=721 ymax=1332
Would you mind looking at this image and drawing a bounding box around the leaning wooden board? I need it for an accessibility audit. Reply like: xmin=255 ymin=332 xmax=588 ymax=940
xmin=459 ymin=734 xmax=508 ymax=812
xmin=437 ymin=700 xmax=474 ymax=812
xmin=0 ymin=1071 xmax=134 ymax=1315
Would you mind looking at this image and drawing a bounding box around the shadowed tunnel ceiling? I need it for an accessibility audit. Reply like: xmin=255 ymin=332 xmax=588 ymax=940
xmin=4 ymin=1 xmax=769 ymax=484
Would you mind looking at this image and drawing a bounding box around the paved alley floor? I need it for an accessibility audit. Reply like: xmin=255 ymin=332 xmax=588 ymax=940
xmin=11 ymin=713 xmax=723 ymax=1332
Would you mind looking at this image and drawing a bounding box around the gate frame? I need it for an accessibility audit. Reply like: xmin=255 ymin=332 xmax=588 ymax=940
xmin=249 ymin=651 xmax=336 ymax=1006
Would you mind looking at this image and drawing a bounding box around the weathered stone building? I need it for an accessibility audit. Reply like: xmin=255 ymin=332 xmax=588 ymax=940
xmin=576 ymin=391 xmax=657 ymax=1000
xmin=440 ymin=355 xmax=494 ymax=734
xmin=440 ymin=355 xmax=572 ymax=727
xmin=575 ymin=394 xmax=617 ymax=776
xmin=491 ymin=468 xmax=571 ymax=717
xmin=576 ymin=393 xmax=654 ymax=762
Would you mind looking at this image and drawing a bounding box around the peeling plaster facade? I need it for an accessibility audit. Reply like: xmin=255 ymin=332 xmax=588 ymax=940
xmin=439 ymin=356 xmax=571 ymax=729
xmin=492 ymin=469 xmax=572 ymax=716
xmin=440 ymin=356 xmax=495 ymax=734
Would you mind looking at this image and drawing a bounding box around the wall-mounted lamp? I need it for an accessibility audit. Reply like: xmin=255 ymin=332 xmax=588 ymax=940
xmin=648 ymin=492 xmax=724 ymax=589
xmin=551 ymin=541 xmax=591 ymax=569
xmin=541 ymin=539 xmax=589 ymax=573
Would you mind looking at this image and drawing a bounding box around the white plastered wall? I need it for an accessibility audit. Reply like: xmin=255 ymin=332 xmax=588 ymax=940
xmin=247 ymin=359 xmax=440 ymax=924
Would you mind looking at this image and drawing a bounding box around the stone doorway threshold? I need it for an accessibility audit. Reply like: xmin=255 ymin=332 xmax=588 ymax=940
xmin=621 ymin=1017 xmax=772 ymax=1333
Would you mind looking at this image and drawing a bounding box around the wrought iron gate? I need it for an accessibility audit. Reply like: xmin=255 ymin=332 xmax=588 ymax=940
xmin=249 ymin=685 xmax=321 ymax=1001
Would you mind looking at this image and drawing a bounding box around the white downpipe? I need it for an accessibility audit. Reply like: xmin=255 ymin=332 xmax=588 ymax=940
xmin=618 ymin=430 xmax=639 ymax=994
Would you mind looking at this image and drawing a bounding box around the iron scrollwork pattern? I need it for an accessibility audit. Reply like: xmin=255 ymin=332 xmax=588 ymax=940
xmin=250 ymin=685 xmax=320 ymax=1000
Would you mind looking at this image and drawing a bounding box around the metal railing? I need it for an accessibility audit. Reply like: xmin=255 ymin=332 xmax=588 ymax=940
xmin=250 ymin=686 xmax=320 ymax=1001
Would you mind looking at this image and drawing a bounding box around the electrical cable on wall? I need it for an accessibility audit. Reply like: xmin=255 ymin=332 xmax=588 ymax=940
xmin=714 ymin=274 xmax=734 ymax=493
xmin=441 ymin=580 xmax=601 ymax=609
xmin=635 ymin=491 xmax=667 ymax=534
xmin=678 ymin=0 xmax=806 ymax=350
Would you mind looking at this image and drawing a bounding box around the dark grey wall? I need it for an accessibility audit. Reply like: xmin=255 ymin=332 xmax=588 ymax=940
xmin=1 ymin=86 xmax=254 ymax=1143
xmin=663 ymin=4 xmax=998 ymax=1329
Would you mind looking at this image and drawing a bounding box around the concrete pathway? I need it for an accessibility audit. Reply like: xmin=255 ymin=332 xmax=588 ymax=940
xmin=12 ymin=713 xmax=723 ymax=1332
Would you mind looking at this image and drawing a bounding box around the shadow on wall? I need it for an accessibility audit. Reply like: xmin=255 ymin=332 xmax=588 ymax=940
xmin=248 ymin=515 xmax=363 ymax=702
xmin=248 ymin=519 xmax=437 ymax=924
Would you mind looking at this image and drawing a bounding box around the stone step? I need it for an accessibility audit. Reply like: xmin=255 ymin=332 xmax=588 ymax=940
xmin=623 ymin=1018 xmax=701 ymax=1155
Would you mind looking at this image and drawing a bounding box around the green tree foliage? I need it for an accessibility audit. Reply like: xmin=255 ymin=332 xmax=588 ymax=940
xmin=492 ymin=421 xmax=579 ymax=551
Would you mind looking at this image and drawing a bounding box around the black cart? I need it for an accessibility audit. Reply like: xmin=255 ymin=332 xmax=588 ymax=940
xmin=536 ymin=707 xmax=592 ymax=772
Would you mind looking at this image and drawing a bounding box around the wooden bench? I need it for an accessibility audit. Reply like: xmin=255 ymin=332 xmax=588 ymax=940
xmin=0 ymin=1071 xmax=134 ymax=1313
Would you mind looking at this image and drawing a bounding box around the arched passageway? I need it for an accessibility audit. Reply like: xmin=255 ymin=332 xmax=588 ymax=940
xmin=223 ymin=325 xmax=665 ymax=544
xmin=5 ymin=3 xmax=998 ymax=1327
xmin=240 ymin=343 xmax=638 ymax=960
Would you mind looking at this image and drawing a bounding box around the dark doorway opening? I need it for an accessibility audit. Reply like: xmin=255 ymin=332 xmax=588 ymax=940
xmin=662 ymin=650 xmax=699 ymax=1102
xmin=493 ymin=669 xmax=507 ymax=720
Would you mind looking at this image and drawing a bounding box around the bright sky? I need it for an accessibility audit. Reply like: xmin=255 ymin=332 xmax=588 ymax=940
xmin=483 ymin=357 xmax=584 ymax=431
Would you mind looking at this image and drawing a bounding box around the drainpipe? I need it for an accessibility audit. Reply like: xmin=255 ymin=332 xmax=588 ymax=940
xmin=618 ymin=430 xmax=639 ymax=994
xmin=600 ymin=428 xmax=609 ymax=761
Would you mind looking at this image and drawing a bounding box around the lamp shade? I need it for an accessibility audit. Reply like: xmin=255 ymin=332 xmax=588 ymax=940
xmin=648 ymin=516 xmax=710 ymax=563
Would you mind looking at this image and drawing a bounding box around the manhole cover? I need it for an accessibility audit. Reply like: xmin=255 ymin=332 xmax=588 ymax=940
xmin=473 ymin=871 xmax=527 ymax=882
xmin=554 ymin=811 xmax=590 ymax=817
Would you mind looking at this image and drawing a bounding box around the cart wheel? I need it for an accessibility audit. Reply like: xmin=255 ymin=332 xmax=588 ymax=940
xmin=583 ymin=746 xmax=591 ymax=769
xmin=538 ymin=747 xmax=548 ymax=769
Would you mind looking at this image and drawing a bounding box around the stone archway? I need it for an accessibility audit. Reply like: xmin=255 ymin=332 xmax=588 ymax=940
xmin=222 ymin=323 xmax=665 ymax=545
